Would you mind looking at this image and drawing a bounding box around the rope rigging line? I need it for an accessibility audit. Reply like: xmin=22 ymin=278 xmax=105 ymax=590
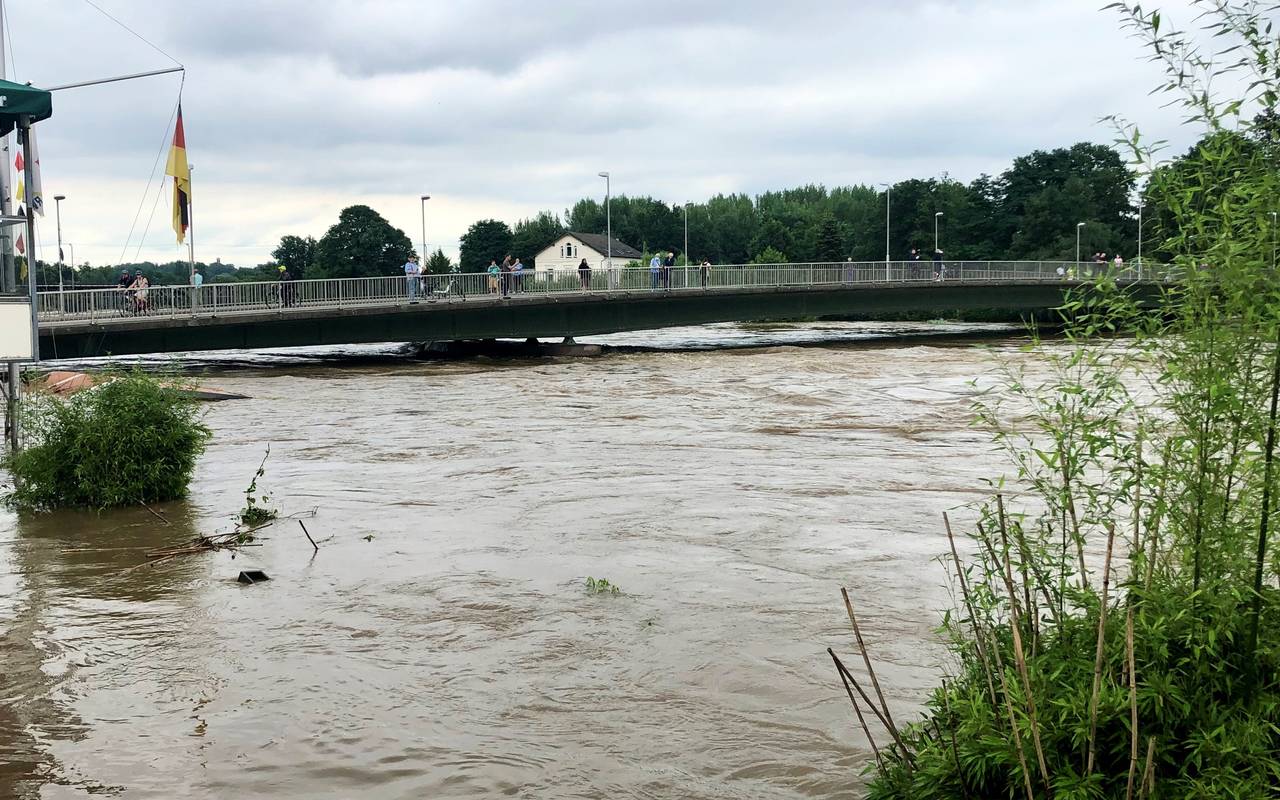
xmin=79 ymin=0 xmax=183 ymax=68
xmin=117 ymin=73 xmax=183 ymax=267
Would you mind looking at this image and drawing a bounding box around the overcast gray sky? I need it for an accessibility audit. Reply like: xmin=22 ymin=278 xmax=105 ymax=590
xmin=10 ymin=0 xmax=1209 ymax=268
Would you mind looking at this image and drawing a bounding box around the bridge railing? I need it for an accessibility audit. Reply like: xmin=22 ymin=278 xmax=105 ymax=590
xmin=34 ymin=260 xmax=1159 ymax=323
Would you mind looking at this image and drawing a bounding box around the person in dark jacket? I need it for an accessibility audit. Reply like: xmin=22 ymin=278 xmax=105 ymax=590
xmin=662 ymin=251 xmax=675 ymax=289
xmin=578 ymin=258 xmax=591 ymax=289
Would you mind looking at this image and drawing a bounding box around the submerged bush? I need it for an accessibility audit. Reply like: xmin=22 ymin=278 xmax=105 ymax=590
xmin=5 ymin=369 xmax=211 ymax=510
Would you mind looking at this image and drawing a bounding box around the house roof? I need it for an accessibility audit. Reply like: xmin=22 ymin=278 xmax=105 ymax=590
xmin=566 ymin=231 xmax=643 ymax=260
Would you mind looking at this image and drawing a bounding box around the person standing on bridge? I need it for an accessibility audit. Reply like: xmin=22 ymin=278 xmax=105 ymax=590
xmin=511 ymin=257 xmax=525 ymax=293
xmin=662 ymin=251 xmax=675 ymax=290
xmin=487 ymin=260 xmax=500 ymax=294
xmin=404 ymin=255 xmax=421 ymax=304
xmin=190 ymin=268 xmax=204 ymax=312
xmin=578 ymin=257 xmax=591 ymax=290
xmin=500 ymin=255 xmax=513 ymax=297
xmin=649 ymin=253 xmax=661 ymax=289
xmin=701 ymin=258 xmax=711 ymax=288
xmin=932 ymin=249 xmax=945 ymax=281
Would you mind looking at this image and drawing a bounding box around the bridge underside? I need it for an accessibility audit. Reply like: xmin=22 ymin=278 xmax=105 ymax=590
xmin=37 ymin=281 xmax=1084 ymax=359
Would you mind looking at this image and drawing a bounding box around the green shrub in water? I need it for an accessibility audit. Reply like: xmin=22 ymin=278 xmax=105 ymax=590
xmin=4 ymin=369 xmax=211 ymax=510
xmin=838 ymin=4 xmax=1280 ymax=797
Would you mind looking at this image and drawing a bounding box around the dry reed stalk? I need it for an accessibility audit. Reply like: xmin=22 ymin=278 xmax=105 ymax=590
xmin=997 ymin=495 xmax=1035 ymax=637
xmin=829 ymin=648 xmax=912 ymax=765
xmin=1085 ymin=524 xmax=1118 ymax=775
xmin=827 ymin=647 xmax=883 ymax=771
xmin=987 ymin=628 xmax=1037 ymax=800
xmin=943 ymin=512 xmax=1000 ymax=708
xmin=841 ymin=588 xmax=905 ymax=757
xmin=996 ymin=538 xmax=1052 ymax=795
xmin=1125 ymin=605 xmax=1139 ymax=800
xmin=1138 ymin=737 xmax=1156 ymax=800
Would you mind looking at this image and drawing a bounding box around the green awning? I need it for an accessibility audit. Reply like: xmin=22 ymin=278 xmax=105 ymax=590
xmin=0 ymin=79 xmax=51 ymax=136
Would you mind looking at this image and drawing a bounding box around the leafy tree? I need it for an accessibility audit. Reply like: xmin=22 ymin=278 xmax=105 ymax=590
xmin=751 ymin=246 xmax=788 ymax=264
xmin=814 ymin=215 xmax=845 ymax=261
xmin=459 ymin=219 xmax=514 ymax=272
xmin=312 ymin=205 xmax=415 ymax=279
xmin=511 ymin=211 xmax=566 ymax=267
xmin=272 ymin=235 xmax=317 ymax=277
xmin=424 ymin=247 xmax=452 ymax=275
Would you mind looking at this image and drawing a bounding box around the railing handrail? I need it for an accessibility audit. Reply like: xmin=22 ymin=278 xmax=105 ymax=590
xmin=28 ymin=260 xmax=1164 ymax=325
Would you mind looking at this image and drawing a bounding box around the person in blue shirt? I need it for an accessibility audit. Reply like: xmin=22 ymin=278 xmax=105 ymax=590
xmin=404 ymin=255 xmax=421 ymax=303
xmin=649 ymin=254 xmax=661 ymax=289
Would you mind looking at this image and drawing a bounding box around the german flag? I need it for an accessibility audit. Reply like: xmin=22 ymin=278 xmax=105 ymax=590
xmin=164 ymin=106 xmax=191 ymax=244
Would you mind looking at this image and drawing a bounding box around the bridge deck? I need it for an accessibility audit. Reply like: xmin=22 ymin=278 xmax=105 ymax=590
xmin=30 ymin=262 xmax=1153 ymax=358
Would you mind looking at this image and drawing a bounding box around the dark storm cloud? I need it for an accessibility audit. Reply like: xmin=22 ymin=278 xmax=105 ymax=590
xmin=9 ymin=0 xmax=1204 ymax=265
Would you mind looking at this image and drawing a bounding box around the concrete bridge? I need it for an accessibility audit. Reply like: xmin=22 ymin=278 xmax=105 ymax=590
xmin=32 ymin=261 xmax=1139 ymax=359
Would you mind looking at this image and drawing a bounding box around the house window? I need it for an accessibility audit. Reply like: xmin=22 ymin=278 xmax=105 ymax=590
xmin=566 ymin=243 xmax=575 ymax=258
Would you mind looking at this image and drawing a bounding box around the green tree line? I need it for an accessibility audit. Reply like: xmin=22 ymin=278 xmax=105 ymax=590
xmin=45 ymin=131 xmax=1267 ymax=287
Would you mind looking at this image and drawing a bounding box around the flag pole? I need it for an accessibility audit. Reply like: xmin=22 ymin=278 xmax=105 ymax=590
xmin=20 ymin=116 xmax=38 ymax=364
xmin=187 ymin=164 xmax=194 ymax=281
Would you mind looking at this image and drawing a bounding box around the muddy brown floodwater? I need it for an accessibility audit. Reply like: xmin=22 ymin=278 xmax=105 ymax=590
xmin=0 ymin=322 xmax=1036 ymax=799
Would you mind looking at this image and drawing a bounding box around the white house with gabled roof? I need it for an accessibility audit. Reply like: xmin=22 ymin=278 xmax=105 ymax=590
xmin=533 ymin=231 xmax=644 ymax=273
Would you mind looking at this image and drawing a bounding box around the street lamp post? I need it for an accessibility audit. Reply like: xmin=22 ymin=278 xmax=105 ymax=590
xmin=879 ymin=182 xmax=891 ymax=280
xmin=419 ymin=195 xmax=430 ymax=263
xmin=934 ymin=211 xmax=944 ymax=253
xmin=683 ymin=202 xmax=690 ymax=267
xmin=54 ymin=194 xmax=65 ymax=309
xmin=1076 ymin=222 xmax=1086 ymax=266
xmin=598 ymin=172 xmax=611 ymax=284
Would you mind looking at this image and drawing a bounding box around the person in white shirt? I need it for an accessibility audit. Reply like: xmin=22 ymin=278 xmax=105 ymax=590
xmin=404 ymin=255 xmax=422 ymax=303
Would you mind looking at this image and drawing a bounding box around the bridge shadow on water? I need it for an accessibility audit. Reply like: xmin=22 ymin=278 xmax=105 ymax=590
xmin=37 ymin=322 xmax=1042 ymax=375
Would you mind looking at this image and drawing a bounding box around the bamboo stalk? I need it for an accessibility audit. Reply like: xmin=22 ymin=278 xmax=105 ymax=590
xmin=997 ymin=495 xmax=1034 ymax=637
xmin=1138 ymin=737 xmax=1156 ymax=800
xmin=829 ymin=649 xmax=912 ymax=765
xmin=944 ymin=512 xmax=1000 ymax=709
xmin=997 ymin=534 xmax=1052 ymax=796
xmin=1085 ymin=524 xmax=1117 ymax=775
xmin=1125 ymin=605 xmax=1139 ymax=800
xmin=987 ymin=628 xmax=1036 ymax=800
xmin=827 ymin=648 xmax=883 ymax=771
xmin=1131 ymin=423 xmax=1144 ymax=559
xmin=841 ymin=588 xmax=906 ymax=760
xmin=939 ymin=681 xmax=974 ymax=799
xmin=1058 ymin=441 xmax=1091 ymax=591
xmin=1144 ymin=439 xmax=1175 ymax=591
xmin=1246 ymin=317 xmax=1280 ymax=691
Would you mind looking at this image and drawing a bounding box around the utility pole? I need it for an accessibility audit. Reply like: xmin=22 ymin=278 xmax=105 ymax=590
xmin=2 ymin=0 xmax=20 ymax=452
xmin=683 ymin=202 xmax=690 ymax=266
xmin=598 ymin=171 xmax=611 ymax=286
xmin=1076 ymin=222 xmax=1086 ymax=265
xmin=420 ymin=195 xmax=430 ymax=264
xmin=934 ymin=211 xmax=944 ymax=253
xmin=879 ymin=183 xmax=891 ymax=280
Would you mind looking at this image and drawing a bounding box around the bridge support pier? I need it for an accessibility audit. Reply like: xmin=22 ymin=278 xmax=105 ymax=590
xmin=414 ymin=338 xmax=603 ymax=360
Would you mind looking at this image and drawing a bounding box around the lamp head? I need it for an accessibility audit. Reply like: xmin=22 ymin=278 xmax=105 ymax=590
xmin=54 ymin=194 xmax=66 ymax=201
xmin=935 ymin=211 xmax=943 ymax=217
xmin=420 ymin=195 xmax=430 ymax=201
xmin=598 ymin=171 xmax=609 ymax=178
xmin=1077 ymin=222 xmax=1086 ymax=228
